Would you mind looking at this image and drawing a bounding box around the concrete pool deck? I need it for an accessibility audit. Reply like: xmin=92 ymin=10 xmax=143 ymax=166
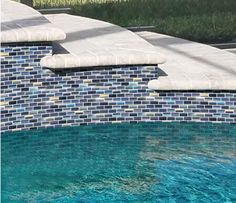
xmin=137 ymin=32 xmax=236 ymax=90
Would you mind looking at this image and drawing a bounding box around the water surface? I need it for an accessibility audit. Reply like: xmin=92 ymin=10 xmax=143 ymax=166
xmin=2 ymin=122 xmax=236 ymax=202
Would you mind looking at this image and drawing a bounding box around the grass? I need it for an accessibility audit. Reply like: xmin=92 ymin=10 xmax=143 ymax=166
xmin=34 ymin=0 xmax=236 ymax=43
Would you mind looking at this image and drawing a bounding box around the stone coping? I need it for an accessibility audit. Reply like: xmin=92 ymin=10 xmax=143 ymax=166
xmin=40 ymin=14 xmax=166 ymax=69
xmin=1 ymin=0 xmax=66 ymax=43
xmin=137 ymin=32 xmax=236 ymax=90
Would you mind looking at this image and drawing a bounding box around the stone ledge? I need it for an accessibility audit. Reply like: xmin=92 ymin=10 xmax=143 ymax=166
xmin=1 ymin=0 xmax=66 ymax=43
xmin=137 ymin=32 xmax=236 ymax=91
xmin=40 ymin=14 xmax=165 ymax=69
xmin=40 ymin=52 xmax=165 ymax=69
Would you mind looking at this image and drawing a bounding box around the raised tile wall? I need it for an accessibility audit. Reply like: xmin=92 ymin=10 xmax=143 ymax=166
xmin=1 ymin=43 xmax=236 ymax=132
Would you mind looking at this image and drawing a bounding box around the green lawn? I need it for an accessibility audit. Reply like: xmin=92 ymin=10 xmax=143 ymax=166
xmin=34 ymin=0 xmax=236 ymax=43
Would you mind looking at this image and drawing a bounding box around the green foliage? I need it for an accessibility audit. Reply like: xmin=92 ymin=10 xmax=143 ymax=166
xmin=34 ymin=0 xmax=236 ymax=43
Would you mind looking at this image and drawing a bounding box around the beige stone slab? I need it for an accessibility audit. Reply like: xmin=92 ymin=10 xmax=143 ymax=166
xmin=40 ymin=14 xmax=165 ymax=68
xmin=137 ymin=32 xmax=236 ymax=90
xmin=1 ymin=0 xmax=66 ymax=43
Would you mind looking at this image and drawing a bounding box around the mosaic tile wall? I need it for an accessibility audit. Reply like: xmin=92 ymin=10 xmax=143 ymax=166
xmin=1 ymin=42 xmax=236 ymax=132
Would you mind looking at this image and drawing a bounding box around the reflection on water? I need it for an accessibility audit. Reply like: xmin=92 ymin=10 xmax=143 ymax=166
xmin=2 ymin=122 xmax=236 ymax=202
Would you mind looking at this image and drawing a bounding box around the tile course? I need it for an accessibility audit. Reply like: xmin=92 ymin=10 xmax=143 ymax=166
xmin=1 ymin=42 xmax=236 ymax=132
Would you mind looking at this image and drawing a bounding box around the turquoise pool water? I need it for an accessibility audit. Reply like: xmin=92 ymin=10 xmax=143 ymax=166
xmin=1 ymin=122 xmax=236 ymax=203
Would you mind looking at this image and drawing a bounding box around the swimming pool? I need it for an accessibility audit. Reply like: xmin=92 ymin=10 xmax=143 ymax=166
xmin=2 ymin=122 xmax=236 ymax=202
